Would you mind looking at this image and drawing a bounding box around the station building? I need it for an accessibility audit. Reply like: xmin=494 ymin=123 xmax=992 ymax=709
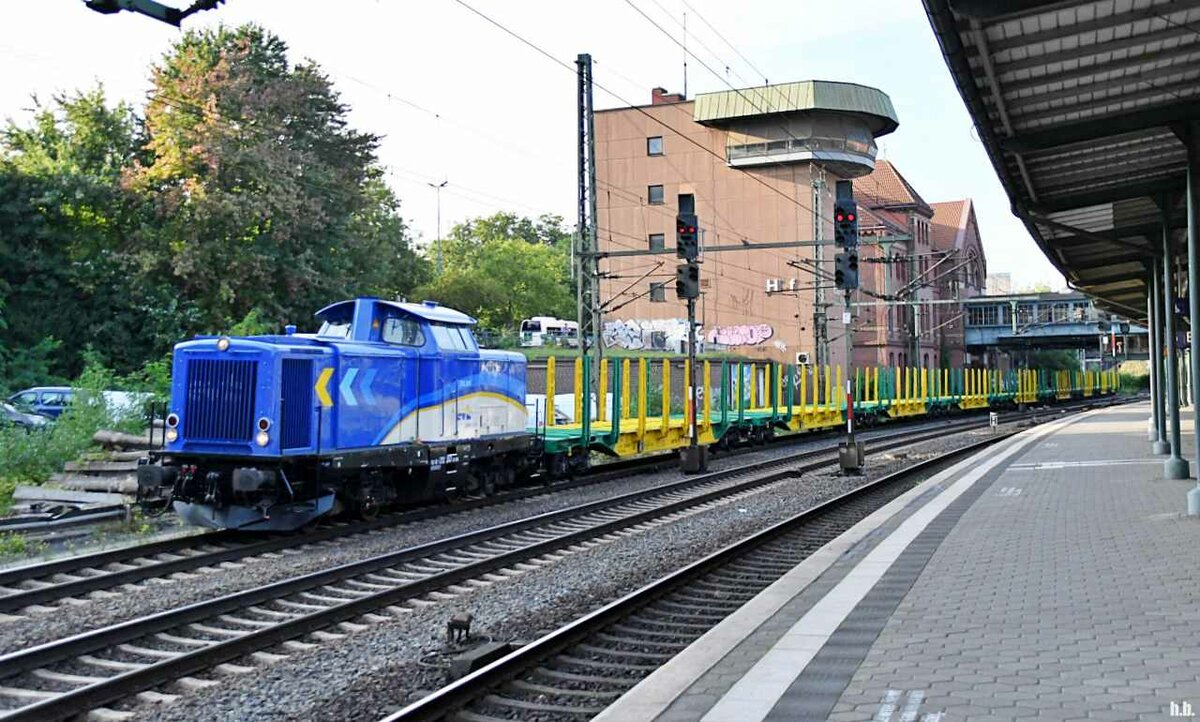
xmin=595 ymin=81 xmax=988 ymax=369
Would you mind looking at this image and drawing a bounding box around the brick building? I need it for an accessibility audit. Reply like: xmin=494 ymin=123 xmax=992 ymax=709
xmin=594 ymin=81 xmax=986 ymax=370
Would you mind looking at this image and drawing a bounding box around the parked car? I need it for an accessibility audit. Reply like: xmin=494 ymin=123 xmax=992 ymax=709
xmin=0 ymin=402 xmax=51 ymax=431
xmin=7 ymin=387 xmax=74 ymax=418
xmin=8 ymin=386 xmax=156 ymax=420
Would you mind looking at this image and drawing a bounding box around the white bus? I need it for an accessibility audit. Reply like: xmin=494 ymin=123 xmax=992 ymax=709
xmin=520 ymin=317 xmax=579 ymax=348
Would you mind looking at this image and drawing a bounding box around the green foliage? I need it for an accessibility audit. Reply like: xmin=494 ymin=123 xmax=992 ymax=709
xmin=1023 ymin=350 xmax=1079 ymax=371
xmin=0 ymin=24 xmax=430 ymax=388
xmin=228 ymin=308 xmax=274 ymax=336
xmin=0 ymin=532 xmax=35 ymax=557
xmin=1119 ymin=372 xmax=1149 ymax=394
xmin=0 ymin=355 xmax=144 ymax=509
xmin=417 ymin=212 xmax=574 ymax=335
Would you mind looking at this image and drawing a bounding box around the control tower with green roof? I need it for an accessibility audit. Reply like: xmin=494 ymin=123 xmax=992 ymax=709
xmin=692 ymin=80 xmax=898 ymax=178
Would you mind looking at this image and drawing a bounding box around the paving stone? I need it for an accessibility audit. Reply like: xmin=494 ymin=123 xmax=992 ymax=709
xmin=645 ymin=404 xmax=1200 ymax=721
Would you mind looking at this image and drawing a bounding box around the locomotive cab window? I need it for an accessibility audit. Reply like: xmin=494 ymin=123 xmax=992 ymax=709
xmin=382 ymin=316 xmax=425 ymax=346
xmin=430 ymin=323 xmax=470 ymax=351
xmin=455 ymin=327 xmax=478 ymax=350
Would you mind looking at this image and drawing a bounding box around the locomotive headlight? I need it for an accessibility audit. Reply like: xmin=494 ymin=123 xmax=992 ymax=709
xmin=166 ymin=413 xmax=179 ymax=428
xmin=216 ymin=336 xmax=231 ymax=351
xmin=166 ymin=428 xmax=178 ymax=443
xmin=257 ymin=417 xmax=271 ymax=432
xmin=255 ymin=430 xmax=270 ymax=447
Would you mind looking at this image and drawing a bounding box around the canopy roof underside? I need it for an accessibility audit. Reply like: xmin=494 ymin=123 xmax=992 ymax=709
xmin=923 ymin=0 xmax=1200 ymax=320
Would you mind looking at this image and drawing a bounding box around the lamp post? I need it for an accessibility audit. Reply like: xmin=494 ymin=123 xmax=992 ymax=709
xmin=428 ymin=180 xmax=448 ymax=274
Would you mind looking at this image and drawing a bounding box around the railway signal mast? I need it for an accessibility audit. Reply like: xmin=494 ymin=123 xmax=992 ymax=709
xmin=676 ymin=212 xmax=706 ymax=473
xmin=833 ymin=181 xmax=864 ymax=473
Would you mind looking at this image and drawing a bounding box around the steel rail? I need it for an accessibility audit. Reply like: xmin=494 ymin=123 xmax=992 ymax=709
xmin=0 ymin=420 xmax=1004 ymax=721
xmin=384 ymin=433 xmax=1014 ymax=722
xmin=0 ymin=405 xmax=1039 ymax=615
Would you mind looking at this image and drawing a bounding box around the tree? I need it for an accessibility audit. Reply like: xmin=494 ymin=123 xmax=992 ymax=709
xmin=0 ymin=87 xmax=164 ymax=379
xmin=417 ymin=212 xmax=574 ymax=336
xmin=127 ymin=24 xmax=428 ymax=332
xmin=0 ymin=24 xmax=432 ymax=384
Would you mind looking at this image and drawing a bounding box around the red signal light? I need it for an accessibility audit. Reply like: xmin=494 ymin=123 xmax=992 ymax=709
xmin=848 ymin=213 xmax=855 ymax=222
xmin=835 ymin=213 xmax=844 ymax=222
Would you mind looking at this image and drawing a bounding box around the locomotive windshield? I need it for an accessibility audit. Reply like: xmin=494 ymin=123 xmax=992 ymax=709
xmin=317 ymin=320 xmax=351 ymax=338
xmin=316 ymin=304 xmax=354 ymax=338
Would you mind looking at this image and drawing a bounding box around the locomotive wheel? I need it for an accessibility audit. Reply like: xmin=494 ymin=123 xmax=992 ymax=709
xmin=481 ymin=470 xmax=497 ymax=497
xmin=358 ymin=496 xmax=380 ymax=521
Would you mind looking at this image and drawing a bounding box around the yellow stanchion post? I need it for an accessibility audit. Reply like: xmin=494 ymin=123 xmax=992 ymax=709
xmin=825 ymin=365 xmax=832 ymax=413
xmin=545 ymin=356 xmax=556 ymax=428
xmin=749 ymin=363 xmax=758 ymax=409
xmin=573 ymin=356 xmax=583 ymax=425
xmin=836 ymin=365 xmax=844 ymax=412
xmin=621 ymin=359 xmax=631 ymax=421
xmin=800 ymin=365 xmax=808 ymax=415
xmin=661 ymin=359 xmax=671 ymax=430
xmin=775 ymin=363 xmax=783 ymax=416
xmin=637 ymin=358 xmax=647 ymax=438
xmin=598 ymin=359 xmax=608 ymax=423
xmin=703 ymin=360 xmax=712 ymax=429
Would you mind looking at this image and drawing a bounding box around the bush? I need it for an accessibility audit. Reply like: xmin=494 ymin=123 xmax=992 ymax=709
xmin=1119 ymin=372 xmax=1149 ymax=394
xmin=0 ymin=353 xmax=149 ymax=512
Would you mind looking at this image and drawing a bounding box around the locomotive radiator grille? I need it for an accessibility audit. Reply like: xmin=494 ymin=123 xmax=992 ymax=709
xmin=280 ymin=358 xmax=313 ymax=450
xmin=184 ymin=358 xmax=258 ymax=442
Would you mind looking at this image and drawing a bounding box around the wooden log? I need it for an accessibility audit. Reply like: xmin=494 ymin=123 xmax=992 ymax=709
xmin=92 ymin=430 xmax=155 ymax=450
xmin=64 ymin=460 xmax=140 ymax=473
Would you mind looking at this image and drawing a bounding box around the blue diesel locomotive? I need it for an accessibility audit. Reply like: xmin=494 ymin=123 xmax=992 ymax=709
xmin=138 ymin=298 xmax=531 ymax=531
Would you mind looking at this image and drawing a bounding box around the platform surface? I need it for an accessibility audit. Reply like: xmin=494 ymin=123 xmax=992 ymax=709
xmin=597 ymin=401 xmax=1200 ymax=721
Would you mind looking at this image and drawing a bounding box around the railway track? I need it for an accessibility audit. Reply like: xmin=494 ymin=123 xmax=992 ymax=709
xmin=386 ymin=434 xmax=1009 ymax=722
xmin=0 ymin=417 xmax=1007 ymax=721
xmin=0 ymin=406 xmax=1045 ymax=617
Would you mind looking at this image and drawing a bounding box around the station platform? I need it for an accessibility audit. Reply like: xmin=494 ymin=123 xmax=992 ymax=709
xmin=596 ymin=400 xmax=1200 ymax=721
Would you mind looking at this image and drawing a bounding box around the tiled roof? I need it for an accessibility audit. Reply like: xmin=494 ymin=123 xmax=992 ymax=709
xmin=856 ymin=205 xmax=907 ymax=236
xmin=930 ymin=199 xmax=971 ymax=251
xmin=854 ymin=160 xmax=933 ymax=216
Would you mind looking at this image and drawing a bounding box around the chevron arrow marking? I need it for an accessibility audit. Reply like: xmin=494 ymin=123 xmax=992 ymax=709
xmin=339 ymin=367 xmax=359 ymax=407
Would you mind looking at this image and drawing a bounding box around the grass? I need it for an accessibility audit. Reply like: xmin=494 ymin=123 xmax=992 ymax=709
xmin=0 ymin=531 xmax=45 ymax=559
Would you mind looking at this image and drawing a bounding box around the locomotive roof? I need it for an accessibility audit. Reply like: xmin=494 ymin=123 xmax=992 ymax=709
xmin=315 ymin=298 xmax=477 ymax=325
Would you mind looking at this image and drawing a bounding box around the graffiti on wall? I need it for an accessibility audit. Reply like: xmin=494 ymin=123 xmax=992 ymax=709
xmin=603 ymin=319 xmax=778 ymax=351
xmin=602 ymin=318 xmax=692 ymax=351
xmin=707 ymin=324 xmax=774 ymax=347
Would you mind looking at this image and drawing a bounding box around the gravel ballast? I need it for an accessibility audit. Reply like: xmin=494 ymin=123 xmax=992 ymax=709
xmin=126 ymin=422 xmax=1022 ymax=722
xmin=0 ymin=414 xmax=993 ymax=654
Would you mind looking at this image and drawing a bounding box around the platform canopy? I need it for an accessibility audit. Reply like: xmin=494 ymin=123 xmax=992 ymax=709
xmin=923 ymin=0 xmax=1200 ymax=320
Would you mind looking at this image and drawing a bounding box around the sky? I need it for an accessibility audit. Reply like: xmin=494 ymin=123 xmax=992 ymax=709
xmin=0 ymin=0 xmax=1066 ymax=291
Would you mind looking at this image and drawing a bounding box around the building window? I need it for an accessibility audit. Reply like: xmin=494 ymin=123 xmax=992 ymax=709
xmin=649 ymin=233 xmax=665 ymax=251
xmin=647 ymin=136 xmax=663 ymax=156
xmin=648 ymin=185 xmax=664 ymax=205
xmin=678 ymin=193 xmax=695 ymax=214
xmin=649 ymin=282 xmax=666 ymax=302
